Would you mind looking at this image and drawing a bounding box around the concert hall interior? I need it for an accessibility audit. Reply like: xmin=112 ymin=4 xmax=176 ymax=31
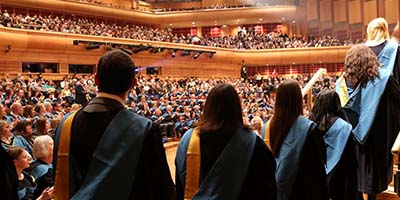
xmin=0 ymin=0 xmax=399 ymax=200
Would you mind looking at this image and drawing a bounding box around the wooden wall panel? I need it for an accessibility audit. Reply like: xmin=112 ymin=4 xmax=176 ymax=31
xmin=306 ymin=0 xmax=318 ymax=21
xmin=319 ymin=0 xmax=332 ymax=22
xmin=350 ymin=23 xmax=364 ymax=40
xmin=320 ymin=21 xmax=333 ymax=30
xmin=0 ymin=60 xmax=21 ymax=73
xmin=385 ymin=0 xmax=399 ymax=24
xmin=348 ymin=0 xmax=362 ymax=24
xmin=333 ymin=0 xmax=346 ymax=23
xmin=363 ymin=0 xmax=378 ymax=24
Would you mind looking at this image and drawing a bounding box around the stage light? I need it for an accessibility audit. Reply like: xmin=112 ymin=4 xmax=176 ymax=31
xmin=170 ymin=49 xmax=177 ymax=58
xmin=193 ymin=52 xmax=202 ymax=59
xmin=86 ymin=43 xmax=100 ymax=50
xmin=121 ymin=48 xmax=133 ymax=55
xmin=208 ymin=52 xmax=215 ymax=58
xmin=133 ymin=45 xmax=151 ymax=53
xmin=106 ymin=46 xmax=114 ymax=51
xmin=180 ymin=50 xmax=191 ymax=56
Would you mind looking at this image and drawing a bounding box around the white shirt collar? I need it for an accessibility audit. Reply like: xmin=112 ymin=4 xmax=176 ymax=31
xmin=96 ymin=92 xmax=127 ymax=108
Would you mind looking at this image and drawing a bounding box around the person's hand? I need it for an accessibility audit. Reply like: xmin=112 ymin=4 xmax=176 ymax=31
xmin=37 ymin=186 xmax=54 ymax=200
xmin=57 ymin=113 xmax=64 ymax=120
xmin=12 ymin=118 xmax=20 ymax=128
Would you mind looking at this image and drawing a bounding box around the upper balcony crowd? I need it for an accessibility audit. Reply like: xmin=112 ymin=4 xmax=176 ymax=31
xmin=151 ymin=2 xmax=296 ymax=13
xmin=0 ymin=9 xmax=360 ymax=50
xmin=68 ymin=0 xmax=296 ymax=13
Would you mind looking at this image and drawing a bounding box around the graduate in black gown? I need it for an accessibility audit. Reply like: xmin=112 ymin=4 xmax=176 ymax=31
xmin=309 ymin=89 xmax=362 ymax=200
xmin=53 ymin=50 xmax=175 ymax=200
xmin=266 ymin=80 xmax=329 ymax=200
xmin=175 ymin=83 xmax=277 ymax=200
xmin=363 ymin=19 xmax=400 ymax=199
xmin=338 ymin=19 xmax=400 ymax=199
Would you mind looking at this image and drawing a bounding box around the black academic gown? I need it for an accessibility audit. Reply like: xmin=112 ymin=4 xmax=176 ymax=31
xmin=74 ymin=83 xmax=87 ymax=106
xmin=26 ymin=159 xmax=54 ymax=198
xmin=175 ymin=129 xmax=277 ymax=200
xmin=0 ymin=146 xmax=19 ymax=200
xmin=354 ymin=42 xmax=400 ymax=194
xmin=324 ymin=128 xmax=362 ymax=200
xmin=289 ymin=127 xmax=329 ymax=200
xmin=58 ymin=97 xmax=175 ymax=199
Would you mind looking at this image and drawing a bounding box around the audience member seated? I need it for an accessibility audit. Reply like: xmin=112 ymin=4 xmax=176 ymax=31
xmin=7 ymin=146 xmax=53 ymax=200
xmin=27 ymin=135 xmax=54 ymax=198
xmin=13 ymin=120 xmax=34 ymax=155
xmin=0 ymin=120 xmax=14 ymax=149
xmin=32 ymin=118 xmax=51 ymax=139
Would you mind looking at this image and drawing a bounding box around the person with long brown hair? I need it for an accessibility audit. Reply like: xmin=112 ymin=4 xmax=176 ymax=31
xmin=175 ymin=83 xmax=277 ymax=200
xmin=264 ymin=79 xmax=328 ymax=200
xmin=336 ymin=18 xmax=400 ymax=200
xmin=309 ymin=89 xmax=362 ymax=200
xmin=32 ymin=118 xmax=50 ymax=139
xmin=23 ymin=105 xmax=36 ymax=121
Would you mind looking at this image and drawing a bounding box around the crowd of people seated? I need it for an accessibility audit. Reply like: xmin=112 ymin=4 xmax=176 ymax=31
xmin=65 ymin=0 xmax=295 ymax=12
xmin=0 ymin=71 xmax=337 ymax=144
xmin=0 ymin=71 xmax=337 ymax=198
xmin=0 ymin=9 xmax=359 ymax=50
xmin=152 ymin=1 xmax=296 ymax=13
xmin=68 ymin=0 xmax=127 ymax=9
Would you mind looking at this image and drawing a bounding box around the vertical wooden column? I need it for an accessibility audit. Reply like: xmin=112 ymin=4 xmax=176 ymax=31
xmin=360 ymin=0 xmax=365 ymax=38
xmin=377 ymin=0 xmax=385 ymax=17
xmin=345 ymin=0 xmax=350 ymax=39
